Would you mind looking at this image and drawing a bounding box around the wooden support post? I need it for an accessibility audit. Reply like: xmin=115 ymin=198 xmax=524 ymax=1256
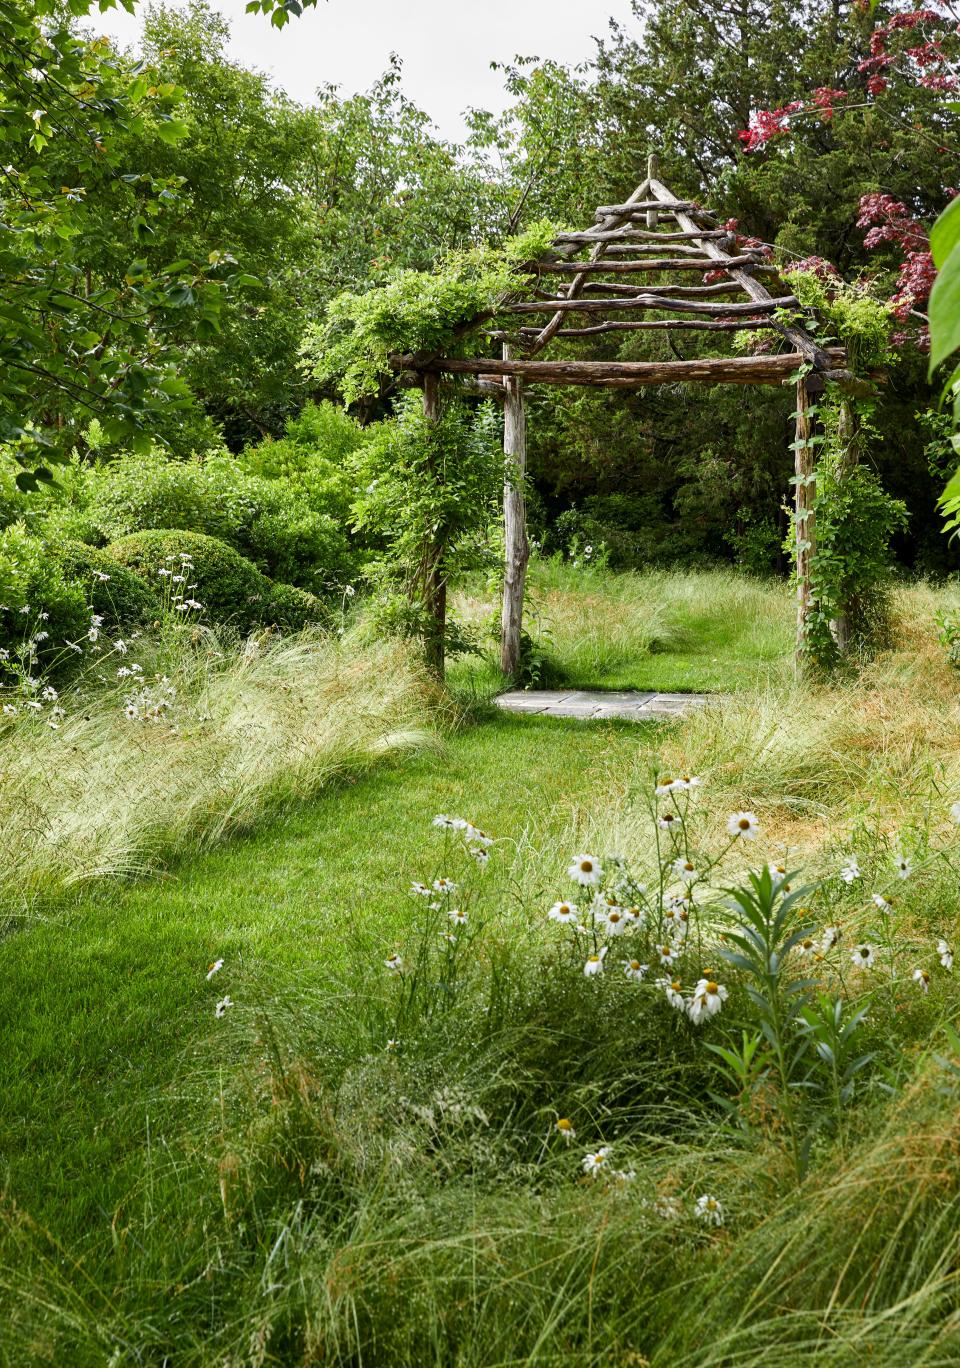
xmin=422 ymin=371 xmax=446 ymax=680
xmin=646 ymin=153 xmax=660 ymax=230
xmin=500 ymin=344 xmax=529 ymax=679
xmin=794 ymin=376 xmax=817 ymax=663
xmin=831 ymin=397 xmax=860 ymax=654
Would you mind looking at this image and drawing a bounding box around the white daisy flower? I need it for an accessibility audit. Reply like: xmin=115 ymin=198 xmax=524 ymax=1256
xmin=465 ymin=826 xmax=494 ymax=847
xmin=797 ymin=936 xmax=817 ymax=958
xmin=214 ymin=995 xmax=233 ymax=1018
xmin=655 ymin=777 xmax=677 ymax=798
xmin=432 ymin=814 xmax=457 ymax=829
xmin=912 ymin=967 xmax=930 ymax=992
xmin=568 ymin=854 xmax=603 ymax=886
xmin=624 ymin=959 xmax=648 ymax=983
xmin=432 ymin=876 xmax=457 ymax=895
xmin=686 ymin=978 xmax=728 ymax=1025
xmin=548 ymin=901 xmax=579 ymax=925
xmin=623 ymin=905 xmax=645 ymax=927
xmin=385 ymin=952 xmax=404 ymax=974
xmin=727 ymin=811 xmax=760 ymax=840
xmin=583 ymin=946 xmax=608 ymax=977
xmin=448 ymin=908 xmax=467 ymax=927
xmin=895 ymin=856 xmax=913 ymax=880
xmin=657 ymin=813 xmax=679 ymax=831
xmin=821 ymin=925 xmax=840 ymax=951
xmin=673 ymin=775 xmax=701 ymax=792
xmin=410 ymin=882 xmax=431 ymax=897
xmin=656 ymin=976 xmax=685 ymax=1011
xmin=851 ymin=944 xmax=876 ymax=970
xmin=695 ymin=1194 xmax=724 ymax=1226
xmin=1 ymin=704 xmax=17 ymax=717
xmin=657 ymin=944 xmax=677 ymax=967
xmin=601 ymin=908 xmax=629 ymax=936
xmin=840 ymin=857 xmax=861 ymax=884
xmin=40 ymin=686 xmax=57 ymax=701
xmin=673 ymin=858 xmax=698 ymax=884
xmin=386 ymin=1038 xmax=399 ymax=1051
xmin=25 ymin=700 xmax=41 ymax=712
xmin=581 ymin=1146 xmax=612 ymax=1177
xmin=952 ymin=802 xmax=960 ymax=824
xmin=766 ymin=863 xmax=788 ymax=886
xmin=469 ymin=845 xmax=489 ymax=867
xmin=872 ymin=894 xmax=892 ymax=913
xmin=938 ymin=939 xmax=953 ymax=970
xmin=205 ymin=958 xmax=224 ymax=980
xmin=556 ymin=1117 xmax=576 ymax=1143
xmin=113 ymin=639 xmax=128 ymax=655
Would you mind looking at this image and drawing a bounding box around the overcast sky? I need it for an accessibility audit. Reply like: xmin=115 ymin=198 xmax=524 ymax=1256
xmin=93 ymin=0 xmax=639 ymax=142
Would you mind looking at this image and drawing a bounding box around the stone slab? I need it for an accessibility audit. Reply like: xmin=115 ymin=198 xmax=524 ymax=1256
xmin=495 ymin=689 xmax=715 ymax=722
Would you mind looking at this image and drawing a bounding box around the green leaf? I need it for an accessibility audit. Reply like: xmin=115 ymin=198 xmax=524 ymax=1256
xmin=928 ymin=243 xmax=960 ymax=375
xmin=156 ymin=118 xmax=190 ymax=145
xmin=931 ymin=196 xmax=960 ymax=270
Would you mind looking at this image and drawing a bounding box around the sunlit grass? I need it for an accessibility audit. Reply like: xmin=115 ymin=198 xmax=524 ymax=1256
xmin=450 ymin=557 xmax=795 ymax=696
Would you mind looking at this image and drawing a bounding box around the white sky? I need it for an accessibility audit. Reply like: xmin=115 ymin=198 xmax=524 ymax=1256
xmin=93 ymin=0 xmax=639 ymax=142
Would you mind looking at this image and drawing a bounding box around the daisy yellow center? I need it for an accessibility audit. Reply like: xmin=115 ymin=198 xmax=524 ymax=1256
xmin=661 ymin=946 xmax=671 ymax=955
xmin=663 ymin=814 xmax=675 ymax=822
xmin=659 ymin=777 xmax=673 ymax=787
xmin=802 ymin=939 xmax=814 ymax=950
xmin=630 ymin=960 xmax=641 ymax=970
xmin=609 ymin=912 xmax=621 ymax=923
xmin=738 ymin=818 xmax=751 ymax=830
xmin=706 ymin=981 xmax=719 ymax=995
xmin=588 ymin=955 xmax=600 ymax=963
xmin=671 ymin=979 xmax=681 ymax=992
xmin=683 ymin=863 xmax=694 ymax=872
xmin=580 ymin=860 xmax=593 ymax=872
xmin=557 ymin=1118 xmax=572 ymax=1131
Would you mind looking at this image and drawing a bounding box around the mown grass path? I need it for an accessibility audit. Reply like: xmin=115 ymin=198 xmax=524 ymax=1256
xmin=0 ymin=711 xmax=649 ymax=1256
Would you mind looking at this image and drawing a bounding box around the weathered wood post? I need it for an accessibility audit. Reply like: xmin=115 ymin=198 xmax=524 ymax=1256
xmin=646 ymin=152 xmax=660 ymax=229
xmin=794 ymin=375 xmax=818 ymax=664
xmin=831 ymin=396 xmax=859 ymax=654
xmin=422 ymin=370 xmax=446 ymax=679
xmin=500 ymin=343 xmax=529 ymax=678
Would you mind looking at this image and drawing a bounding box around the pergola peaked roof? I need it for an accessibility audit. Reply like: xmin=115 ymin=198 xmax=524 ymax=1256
xmin=396 ymin=159 xmax=855 ymax=391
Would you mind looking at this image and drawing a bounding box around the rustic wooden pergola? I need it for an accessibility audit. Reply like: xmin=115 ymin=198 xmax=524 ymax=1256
xmin=394 ymin=156 xmax=864 ymax=679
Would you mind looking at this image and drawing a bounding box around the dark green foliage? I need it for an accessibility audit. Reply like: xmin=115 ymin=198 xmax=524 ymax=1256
xmin=263 ymin=581 xmax=326 ymax=631
xmin=240 ymin=402 xmax=367 ymax=523
xmin=43 ymin=449 xmax=356 ymax=592
xmin=106 ymin=529 xmax=273 ymax=632
xmin=0 ymin=526 xmax=89 ymax=674
xmin=50 ymin=541 xmax=160 ymax=631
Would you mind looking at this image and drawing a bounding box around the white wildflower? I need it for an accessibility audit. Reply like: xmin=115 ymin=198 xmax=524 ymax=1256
xmin=938 ymin=938 xmax=953 ymax=970
xmin=410 ymin=881 xmax=431 ymax=897
xmin=872 ymin=893 xmax=892 ymax=913
xmin=821 ymin=925 xmax=840 ymax=952
xmin=695 ymin=1194 xmax=724 ymax=1226
xmin=686 ymin=977 xmax=728 ymax=1025
xmin=840 ymin=857 xmax=861 ymax=884
xmin=214 ymin=995 xmax=233 ymax=1018
xmin=548 ymin=901 xmax=578 ymax=925
xmin=556 ymin=1117 xmax=576 ymax=1143
xmin=581 ymin=1146 xmax=612 ymax=1177
xmin=895 ymin=856 xmax=912 ymax=880
xmin=601 ymin=907 xmax=629 ymax=936
xmin=952 ymin=802 xmax=960 ymax=824
xmin=2 ymin=703 xmax=17 ymax=717
xmin=727 ymin=811 xmax=760 ymax=839
xmin=912 ymin=967 xmax=930 ymax=993
xmin=657 ymin=944 xmax=677 ymax=967
xmin=657 ymin=812 xmax=679 ymax=831
xmin=113 ymin=639 xmax=128 ymax=655
xmin=206 ymin=959 xmax=224 ymax=980
xmin=432 ymin=876 xmax=457 ymax=895
xmin=583 ymin=946 xmax=607 ymax=977
xmin=469 ymin=845 xmax=489 ymax=867
xmin=448 ymin=908 xmax=467 ymax=928
xmin=623 ymin=959 xmax=648 ymax=983
xmin=673 ymin=858 xmax=698 ymax=884
xmin=385 ymin=952 xmax=404 ymax=974
xmin=432 ymin=814 xmax=457 ymax=829
xmin=851 ymin=943 xmax=876 ymax=970
xmin=568 ymin=854 xmax=603 ymax=886
xmin=656 ymin=976 xmax=685 ymax=1011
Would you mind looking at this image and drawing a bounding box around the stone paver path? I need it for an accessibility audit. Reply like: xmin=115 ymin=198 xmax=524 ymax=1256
xmin=495 ymin=689 xmax=714 ymax=721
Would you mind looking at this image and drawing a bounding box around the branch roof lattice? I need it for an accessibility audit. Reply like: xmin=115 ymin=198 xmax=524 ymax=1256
xmin=395 ymin=163 xmax=856 ymax=391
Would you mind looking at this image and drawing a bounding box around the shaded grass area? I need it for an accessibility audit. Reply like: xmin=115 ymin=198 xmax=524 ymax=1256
xmin=450 ymin=560 xmax=795 ymax=697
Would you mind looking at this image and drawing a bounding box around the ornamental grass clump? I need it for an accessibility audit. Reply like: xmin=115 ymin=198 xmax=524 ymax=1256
xmin=0 ymin=625 xmax=432 ymax=916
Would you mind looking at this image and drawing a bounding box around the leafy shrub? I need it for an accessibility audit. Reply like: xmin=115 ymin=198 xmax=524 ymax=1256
xmin=263 ymin=581 xmax=326 ymax=631
xmin=106 ymin=530 xmax=273 ymax=633
xmin=39 ymin=449 xmax=356 ymax=592
xmin=51 ymin=541 xmax=160 ymax=629
xmin=240 ymin=401 xmax=366 ymax=524
xmin=935 ymin=610 xmax=960 ymax=669
xmin=0 ymin=524 xmax=89 ymax=674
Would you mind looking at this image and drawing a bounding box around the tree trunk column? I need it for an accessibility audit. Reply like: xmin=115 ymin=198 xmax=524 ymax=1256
xmin=422 ymin=371 xmax=446 ymax=679
xmin=500 ymin=344 xmax=529 ymax=678
xmin=794 ymin=376 xmax=817 ymax=664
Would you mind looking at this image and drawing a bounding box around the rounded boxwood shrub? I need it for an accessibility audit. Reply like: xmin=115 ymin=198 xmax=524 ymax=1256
xmin=51 ymin=541 xmax=160 ymax=630
xmin=0 ymin=524 xmax=89 ymax=676
xmin=106 ymin=530 xmax=271 ymax=632
xmin=263 ymin=581 xmax=326 ymax=632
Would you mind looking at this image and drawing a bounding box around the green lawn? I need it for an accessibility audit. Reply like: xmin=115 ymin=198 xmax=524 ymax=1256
xmin=0 ymin=711 xmax=647 ymax=1316
xmin=451 ymin=560 xmax=795 ymax=696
